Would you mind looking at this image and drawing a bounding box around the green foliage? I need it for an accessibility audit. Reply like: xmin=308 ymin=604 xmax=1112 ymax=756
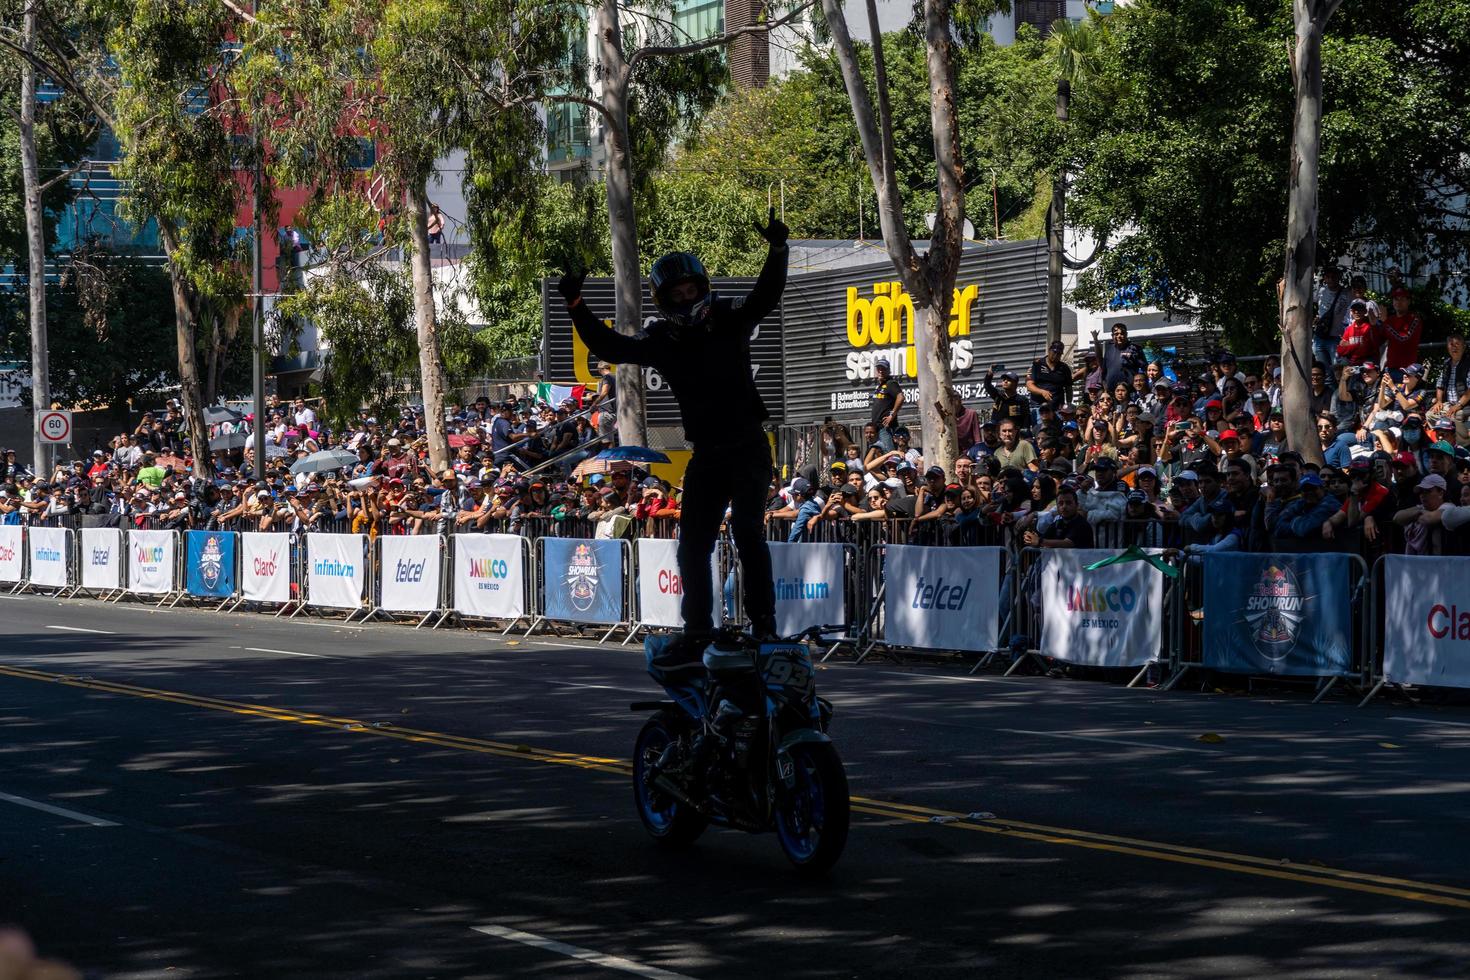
xmin=0 ymin=254 xmax=176 ymax=407
xmin=1066 ymin=0 xmax=1470 ymax=352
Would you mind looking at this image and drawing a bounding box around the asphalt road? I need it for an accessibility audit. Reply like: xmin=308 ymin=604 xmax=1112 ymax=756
xmin=1 ymin=591 xmax=1468 ymax=979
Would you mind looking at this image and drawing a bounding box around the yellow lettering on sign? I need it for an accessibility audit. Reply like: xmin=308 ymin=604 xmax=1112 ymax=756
xmin=571 ymin=319 xmax=618 ymax=385
xmin=845 ymin=281 xmax=977 ymax=353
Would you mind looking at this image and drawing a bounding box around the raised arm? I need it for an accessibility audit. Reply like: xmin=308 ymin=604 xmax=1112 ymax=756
xmin=559 ymin=271 xmax=656 ymax=366
xmin=733 ymin=211 xmax=790 ymax=330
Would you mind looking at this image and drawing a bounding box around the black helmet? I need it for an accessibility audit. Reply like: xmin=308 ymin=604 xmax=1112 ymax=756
xmin=649 ymin=252 xmax=712 ymax=327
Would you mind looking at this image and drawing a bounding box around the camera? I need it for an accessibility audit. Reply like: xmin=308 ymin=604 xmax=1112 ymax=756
xmin=991 ymin=363 xmax=1005 ymax=373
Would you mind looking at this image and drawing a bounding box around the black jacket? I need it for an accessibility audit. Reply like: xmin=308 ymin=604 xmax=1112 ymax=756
xmin=568 ymin=245 xmax=786 ymax=448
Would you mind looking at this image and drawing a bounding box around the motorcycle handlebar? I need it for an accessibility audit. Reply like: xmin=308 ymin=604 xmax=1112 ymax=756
xmin=787 ymin=624 xmax=849 ymax=643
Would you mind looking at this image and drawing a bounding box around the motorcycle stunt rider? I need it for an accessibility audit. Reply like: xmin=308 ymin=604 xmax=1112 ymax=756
xmin=559 ymin=209 xmax=789 ymax=670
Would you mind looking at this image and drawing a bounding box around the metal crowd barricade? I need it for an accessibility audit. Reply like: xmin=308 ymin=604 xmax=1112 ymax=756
xmin=73 ymin=525 xmax=124 ymax=601
xmin=856 ymin=541 xmax=1012 ymax=666
xmin=224 ymin=531 xmax=302 ymax=617
xmin=1007 ymin=546 xmax=1185 ymax=687
xmin=21 ymin=524 xmax=74 ymax=595
xmin=525 ymin=535 xmax=636 ymax=643
xmin=364 ymin=533 xmax=449 ymax=628
xmin=433 ymin=531 xmax=535 ymax=634
xmin=1160 ymin=551 xmax=1369 ymax=702
xmin=119 ymin=527 xmax=184 ymax=607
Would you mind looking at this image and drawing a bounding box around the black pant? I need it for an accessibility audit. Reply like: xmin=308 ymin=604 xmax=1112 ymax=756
xmin=677 ymin=435 xmax=775 ymax=636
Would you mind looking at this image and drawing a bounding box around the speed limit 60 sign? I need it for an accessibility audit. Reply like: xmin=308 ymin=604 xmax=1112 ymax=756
xmin=37 ymin=410 xmax=72 ymax=444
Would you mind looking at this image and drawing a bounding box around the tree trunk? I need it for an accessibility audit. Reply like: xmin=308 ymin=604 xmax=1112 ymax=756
xmin=596 ymin=0 xmax=647 ymax=447
xmin=19 ymin=2 xmax=51 ymax=476
xmin=204 ymin=311 xmax=222 ymax=407
xmin=158 ymin=223 xmax=215 ymax=480
xmin=1280 ymin=0 xmax=1341 ymax=467
xmin=406 ymin=179 xmax=451 ymax=472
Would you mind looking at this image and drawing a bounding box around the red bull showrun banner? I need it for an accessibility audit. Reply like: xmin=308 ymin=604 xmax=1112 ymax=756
xmin=1201 ymin=553 xmax=1354 ymax=678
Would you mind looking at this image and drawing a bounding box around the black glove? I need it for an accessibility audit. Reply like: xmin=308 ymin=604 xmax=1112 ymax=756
xmin=557 ymin=269 xmax=586 ymax=303
xmin=754 ymin=207 xmax=789 ymax=248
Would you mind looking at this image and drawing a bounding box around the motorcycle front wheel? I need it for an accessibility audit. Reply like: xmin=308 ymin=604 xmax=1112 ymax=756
xmin=632 ymin=713 xmax=707 ymax=847
xmin=774 ymin=742 xmax=850 ymax=874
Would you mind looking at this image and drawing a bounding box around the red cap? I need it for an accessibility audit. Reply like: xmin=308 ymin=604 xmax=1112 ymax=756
xmin=1218 ymin=429 xmax=1239 ymax=442
xmin=1205 ymin=399 xmax=1223 ymax=410
xmin=1392 ymin=450 xmax=1415 ymax=467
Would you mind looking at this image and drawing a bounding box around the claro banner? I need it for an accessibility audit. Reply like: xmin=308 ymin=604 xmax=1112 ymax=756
xmin=766 ymin=542 xmax=846 ymax=638
xmin=453 ymin=533 xmax=525 ymax=620
xmin=80 ymin=527 xmax=122 ymax=591
xmin=1037 ymin=549 xmax=1164 ymax=668
xmin=634 ymin=537 xmax=721 ymax=629
xmin=26 ymin=525 xmax=69 ymax=589
xmin=306 ymin=533 xmax=366 ymax=610
xmin=378 ymin=535 xmax=441 ymax=613
xmin=0 ymin=524 xmax=23 ymax=583
xmin=883 ymin=545 xmax=1002 ymax=653
xmin=1384 ymin=555 xmax=1470 ymax=691
xmin=241 ymin=532 xmax=291 ymax=604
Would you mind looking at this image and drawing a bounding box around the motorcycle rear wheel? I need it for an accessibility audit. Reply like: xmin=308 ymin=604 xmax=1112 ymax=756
xmin=774 ymin=742 xmax=850 ymax=874
xmin=632 ymin=713 xmax=707 ymax=847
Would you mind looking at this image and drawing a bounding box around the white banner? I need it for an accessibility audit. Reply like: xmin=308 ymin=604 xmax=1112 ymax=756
xmin=767 ymin=542 xmax=846 ymax=639
xmin=1038 ymin=549 xmax=1164 ymax=668
xmin=452 ymin=533 xmax=525 ymax=620
xmin=80 ymin=527 xmax=122 ymax=591
xmin=128 ymin=529 xmax=176 ymax=595
xmin=306 ymin=533 xmax=366 ymax=610
xmin=1384 ymin=555 xmax=1470 ymax=690
xmin=378 ymin=534 xmax=442 ymax=613
xmin=634 ymin=538 xmax=722 ymax=629
xmin=883 ymin=545 xmax=1003 ymax=652
xmin=0 ymin=524 xmax=21 ymax=583
xmin=26 ymin=526 xmax=69 ymax=589
xmin=241 ymin=532 xmax=292 ymax=604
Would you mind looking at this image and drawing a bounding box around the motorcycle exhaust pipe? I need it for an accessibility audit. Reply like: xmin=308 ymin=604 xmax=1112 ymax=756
xmin=653 ymin=774 xmax=709 ymax=814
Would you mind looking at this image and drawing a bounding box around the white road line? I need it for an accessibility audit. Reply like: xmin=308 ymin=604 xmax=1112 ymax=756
xmin=243 ymin=647 xmax=328 ymax=659
xmin=471 ymin=925 xmax=695 ymax=980
xmin=44 ymin=625 xmax=115 ymax=635
xmin=1389 ymin=715 xmax=1470 ymax=730
xmin=998 ymin=728 xmax=1211 ymax=754
xmin=0 ymin=790 xmax=118 ymax=827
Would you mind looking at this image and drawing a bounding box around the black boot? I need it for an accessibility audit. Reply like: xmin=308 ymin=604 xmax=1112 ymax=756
xmin=651 ymin=630 xmax=710 ymax=673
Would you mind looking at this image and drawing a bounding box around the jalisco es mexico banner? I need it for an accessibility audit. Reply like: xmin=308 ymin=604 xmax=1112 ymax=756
xmin=883 ymin=545 xmax=1003 ymax=653
xmin=452 ymin=533 xmax=525 ymax=620
xmin=1038 ymin=548 xmax=1164 ymax=668
xmin=128 ymin=528 xmax=176 ymax=595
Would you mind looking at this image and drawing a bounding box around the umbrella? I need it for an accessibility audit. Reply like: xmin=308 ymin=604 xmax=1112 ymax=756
xmin=209 ymin=431 xmax=249 ymax=452
xmin=572 ymin=456 xmax=637 ymax=478
xmin=596 ymin=446 xmax=671 ymax=465
xmin=203 ymin=405 xmax=244 ymax=424
xmin=290 ymin=448 xmax=359 ymax=475
xmin=265 ymin=444 xmax=291 ymax=459
xmin=448 ymin=433 xmax=481 ymax=448
xmin=155 ymin=454 xmax=187 ymax=470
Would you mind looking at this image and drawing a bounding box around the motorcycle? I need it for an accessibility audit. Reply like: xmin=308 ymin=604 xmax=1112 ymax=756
xmin=631 ymin=625 xmax=850 ymax=873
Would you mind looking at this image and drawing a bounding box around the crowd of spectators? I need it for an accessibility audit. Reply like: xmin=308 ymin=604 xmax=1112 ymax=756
xmin=0 ymin=388 xmax=686 ymax=540
xmin=782 ymin=280 xmax=1470 ymax=560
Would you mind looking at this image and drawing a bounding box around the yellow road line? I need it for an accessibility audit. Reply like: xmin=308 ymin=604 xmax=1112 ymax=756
xmin=5 ymin=663 xmax=1468 ymax=911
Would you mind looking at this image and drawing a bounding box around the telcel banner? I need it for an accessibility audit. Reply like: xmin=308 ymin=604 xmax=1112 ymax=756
xmin=80 ymin=527 xmax=121 ymax=591
xmin=1202 ymin=552 xmax=1353 ymax=677
xmin=378 ymin=535 xmax=441 ymax=613
xmin=185 ymin=530 xmax=237 ymax=598
xmin=128 ymin=529 xmax=176 ymax=595
xmin=884 ymin=545 xmax=1003 ymax=652
xmin=1038 ymin=548 xmax=1163 ymax=668
xmin=26 ymin=526 xmax=69 ymax=589
xmin=241 ymin=532 xmax=291 ymax=603
xmin=306 ymin=533 xmax=366 ymax=610
xmin=635 ymin=537 xmax=721 ymax=629
xmin=452 ymin=533 xmax=524 ymax=620
xmin=542 ymin=537 xmax=624 ymax=625
xmin=1384 ymin=555 xmax=1470 ymax=691
xmin=767 ymin=542 xmax=846 ymax=638
xmin=0 ymin=524 xmax=23 ymax=583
